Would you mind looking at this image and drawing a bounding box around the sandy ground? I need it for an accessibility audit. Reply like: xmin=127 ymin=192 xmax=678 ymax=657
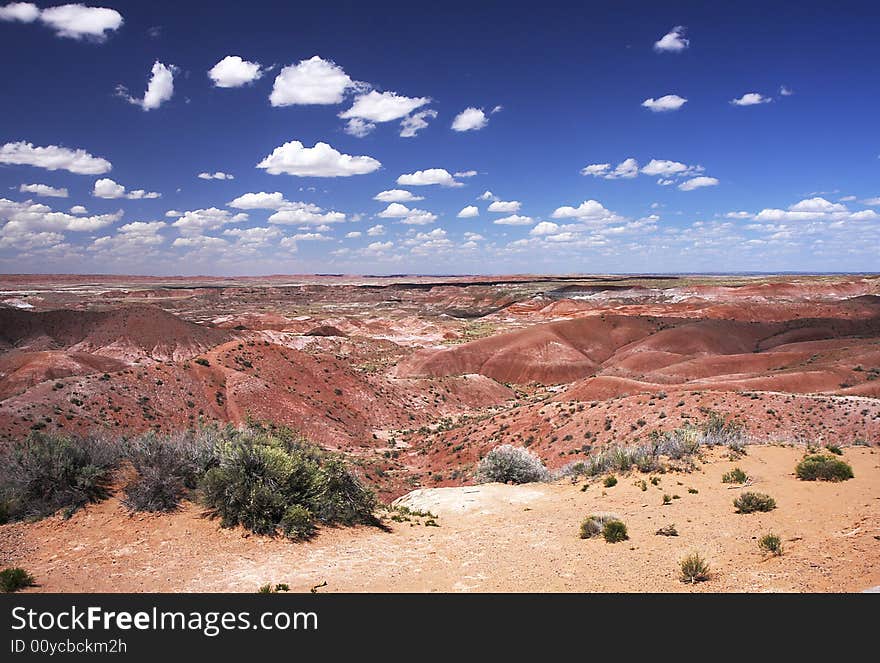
xmin=2 ymin=445 xmax=878 ymax=593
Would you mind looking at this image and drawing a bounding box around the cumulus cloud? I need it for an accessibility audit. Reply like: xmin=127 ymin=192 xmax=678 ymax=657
xmin=454 ymin=170 xmax=477 ymax=178
xmin=170 ymin=207 xmax=248 ymax=236
xmin=678 ymin=176 xmax=719 ymax=191
xmin=642 ymin=94 xmax=687 ymax=112
xmin=493 ymin=214 xmax=533 ymax=226
xmin=92 ymin=178 xmax=160 ymax=199
xmin=222 ymin=226 xmax=281 ymax=247
xmin=0 ymin=197 xmax=123 ymax=248
xmin=267 ymin=202 xmax=346 ymax=226
xmin=779 ymin=85 xmax=793 ymax=96
xmin=270 ymin=56 xmax=359 ymax=106
xmin=478 ymin=190 xmax=498 ymax=201
xmin=340 ymin=90 xmax=430 ymax=123
xmin=198 ymin=171 xmax=234 ymax=180
xmin=400 ymin=109 xmax=437 ymax=138
xmin=530 ymin=221 xmax=559 ymax=236
xmin=2 ymin=3 xmax=123 ymax=40
xmin=861 ymin=197 xmax=880 ymax=206
xmin=257 ymin=140 xmax=381 ymax=177
xmin=396 ymin=168 xmax=462 ymax=187
xmin=377 ymin=202 xmax=437 ymax=225
xmin=457 ymin=205 xmax=479 ymax=218
xmin=640 ymin=159 xmax=690 ymax=177
xmin=91 ymin=221 xmax=166 ymax=254
xmin=117 ymin=61 xmax=176 ymax=111
xmin=367 ymin=224 xmax=385 ymax=236
xmin=581 ymin=158 xmax=640 ymax=180
xmin=487 ymin=200 xmax=521 ymax=213
xmin=69 ymin=205 xmax=88 ymax=214
xmin=208 ymin=55 xmax=264 ymax=88
xmin=654 ymin=26 xmax=689 ymax=52
xmin=451 ymin=107 xmax=488 ymax=132
xmin=373 ymin=189 xmax=423 ymax=203
xmin=227 ymin=191 xmax=287 ymax=210
xmin=20 ymin=183 xmax=68 ymax=198
xmin=731 ymin=92 xmax=772 ymax=106
xmin=343 ymin=118 xmax=376 ymax=138
xmin=551 ymin=199 xmax=621 ymax=222
xmin=345 ymin=231 xmax=362 ymax=238
xmin=364 ymin=240 xmax=393 ymax=254
xmin=0 ymin=141 xmax=111 ymax=174
xmin=0 ymin=2 xmax=39 ymax=22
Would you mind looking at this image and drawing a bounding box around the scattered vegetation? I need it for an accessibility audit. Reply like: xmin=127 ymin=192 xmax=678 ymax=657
xmin=603 ymin=475 xmax=618 ymax=488
xmin=0 ymin=567 xmax=36 ymax=593
xmin=477 ymin=444 xmax=549 ymax=484
xmin=722 ymin=467 xmax=748 ymax=484
xmin=579 ymin=512 xmax=620 ymax=539
xmin=758 ymin=533 xmax=783 ymax=556
xmin=795 ymin=454 xmax=854 ymax=482
xmin=733 ymin=491 xmax=776 ymax=513
xmin=679 ymin=553 xmax=711 ymax=584
xmin=258 ymin=583 xmax=290 ymax=593
xmin=824 ymin=443 xmax=843 ymax=456
xmin=602 ymin=519 xmax=628 ymax=543
xmin=655 ymin=524 xmax=678 ymax=536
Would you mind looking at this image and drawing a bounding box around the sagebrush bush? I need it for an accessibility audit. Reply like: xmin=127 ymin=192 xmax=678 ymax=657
xmin=795 ymin=454 xmax=853 ymax=482
xmin=579 ymin=512 xmax=620 ymax=539
xmin=655 ymin=524 xmax=678 ymax=536
xmin=759 ymin=533 xmax=783 ymax=556
xmin=602 ymin=519 xmax=628 ymax=543
xmin=280 ymin=505 xmax=316 ymax=541
xmin=200 ymin=426 xmax=375 ymax=537
xmin=477 ymin=444 xmax=549 ymax=484
xmin=722 ymin=467 xmax=748 ymax=484
xmin=0 ymin=431 xmax=118 ymax=521
xmin=733 ymin=491 xmax=776 ymax=513
xmin=679 ymin=553 xmax=710 ymax=584
xmin=603 ymin=475 xmax=618 ymax=488
xmin=0 ymin=567 xmax=35 ymax=593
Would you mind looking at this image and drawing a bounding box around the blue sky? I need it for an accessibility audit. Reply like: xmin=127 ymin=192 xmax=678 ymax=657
xmin=1 ymin=0 xmax=878 ymax=275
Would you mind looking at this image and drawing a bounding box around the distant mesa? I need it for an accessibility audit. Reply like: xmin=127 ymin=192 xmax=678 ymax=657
xmin=305 ymin=325 xmax=348 ymax=337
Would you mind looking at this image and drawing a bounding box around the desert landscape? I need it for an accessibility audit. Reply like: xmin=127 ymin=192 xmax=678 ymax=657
xmin=0 ymin=272 xmax=878 ymax=593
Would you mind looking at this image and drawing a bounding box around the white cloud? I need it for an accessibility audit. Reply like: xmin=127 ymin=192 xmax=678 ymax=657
xmin=464 ymin=232 xmax=484 ymax=241
xmin=171 ymin=207 xmax=248 ymax=236
xmin=267 ymin=202 xmax=346 ymax=225
xmin=291 ymin=232 xmax=330 ymax=241
xmin=377 ymin=202 xmax=437 ymax=225
xmin=19 ymin=183 xmax=68 ymax=198
xmin=396 ymin=168 xmax=462 ymax=187
xmin=69 ymin=205 xmax=88 ymax=214
xmin=580 ymin=163 xmax=610 ymax=177
xmin=93 ymin=178 xmax=160 ymax=199
xmin=0 ymin=141 xmax=111 ymax=174
xmin=91 ymin=221 xmax=166 ymax=254
xmin=343 ymin=118 xmax=376 ymax=138
xmin=0 ymin=198 xmax=122 ymax=246
xmin=367 ymin=224 xmax=385 ymax=236
xmin=731 ymin=92 xmax=772 ymax=106
xmin=365 ymin=240 xmax=393 ymax=254
xmin=779 ymin=85 xmax=793 ymax=96
xmin=788 ymin=197 xmax=847 ymax=213
xmin=208 ymin=55 xmax=264 ymax=88
xmin=377 ymin=203 xmax=413 ymax=218
xmin=374 ymin=189 xmax=423 ymax=203
xmin=654 ymin=26 xmax=689 ymax=52
xmin=724 ymin=211 xmax=753 ymax=219
xmin=228 ymin=192 xmax=287 ymax=209
xmin=198 ymin=171 xmax=234 ymax=180
xmin=36 ymin=4 xmax=122 ymax=41
xmin=164 ymin=209 xmax=181 ymax=218
xmin=345 ymin=231 xmax=362 ymax=238
xmin=493 ymin=214 xmax=533 ymax=226
xmin=340 ymin=90 xmax=430 ymax=123
xmin=270 ymin=56 xmax=359 ymax=106
xmin=257 ymin=140 xmax=381 ymax=177
xmin=601 ymin=158 xmax=640 ymax=179
xmin=451 ymin=107 xmax=488 ymax=132
xmin=678 ymin=176 xmax=719 ymax=191
xmin=478 ymin=190 xmax=498 ymax=201
xmin=487 ymin=200 xmax=521 ymax=213
xmin=118 ymin=61 xmax=176 ymax=111
xmin=861 ymin=197 xmax=880 ymax=206
xmin=642 ymin=95 xmax=687 ymax=112
xmin=551 ymin=199 xmax=620 ymax=222
xmin=454 ymin=170 xmax=477 ymax=178
xmin=530 ymin=221 xmax=559 ymax=236
xmin=0 ymin=2 xmax=39 ymax=22
xmin=457 ymin=205 xmax=479 ymax=218
xmin=172 ymin=235 xmax=228 ymax=250
xmin=222 ymin=226 xmax=281 ymax=247
xmin=400 ymin=109 xmax=437 ymax=138
xmin=641 ymin=159 xmax=689 ymax=177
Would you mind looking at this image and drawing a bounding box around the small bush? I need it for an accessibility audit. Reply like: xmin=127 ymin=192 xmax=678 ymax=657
xmin=795 ymin=454 xmax=853 ymax=482
xmin=0 ymin=432 xmax=118 ymax=521
xmin=602 ymin=519 xmax=628 ymax=543
xmin=258 ymin=583 xmax=290 ymax=593
xmin=662 ymin=493 xmax=672 ymax=505
xmin=477 ymin=445 xmax=549 ymax=484
xmin=280 ymin=505 xmax=316 ymax=540
xmin=603 ymin=475 xmax=618 ymax=488
xmin=759 ymin=533 xmax=783 ymax=556
xmin=734 ymin=491 xmax=776 ymax=513
xmin=194 ymin=358 xmax=210 ymax=367
xmin=679 ymin=553 xmax=710 ymax=584
xmin=579 ymin=513 xmax=620 ymax=539
xmin=824 ymin=444 xmax=843 ymax=456
xmin=0 ymin=567 xmax=35 ymax=593
xmin=722 ymin=467 xmax=748 ymax=484
xmin=655 ymin=524 xmax=678 ymax=536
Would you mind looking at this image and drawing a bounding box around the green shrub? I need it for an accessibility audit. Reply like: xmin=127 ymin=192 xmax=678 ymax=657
xmin=679 ymin=553 xmax=710 ymax=584
xmin=758 ymin=533 xmax=783 ymax=556
xmin=0 ymin=432 xmax=118 ymax=521
xmin=200 ymin=428 xmax=375 ymax=538
xmin=0 ymin=567 xmax=35 ymax=593
xmin=579 ymin=513 xmax=619 ymax=539
xmin=258 ymin=583 xmax=289 ymax=593
xmin=824 ymin=444 xmax=843 ymax=456
xmin=280 ymin=505 xmax=316 ymax=540
xmin=603 ymin=475 xmax=618 ymax=488
xmin=194 ymin=358 xmax=210 ymax=367
xmin=477 ymin=445 xmax=549 ymax=484
xmin=662 ymin=493 xmax=672 ymax=505
xmin=733 ymin=491 xmax=776 ymax=513
xmin=722 ymin=467 xmax=748 ymax=484
xmin=602 ymin=519 xmax=628 ymax=543
xmin=795 ymin=455 xmax=853 ymax=482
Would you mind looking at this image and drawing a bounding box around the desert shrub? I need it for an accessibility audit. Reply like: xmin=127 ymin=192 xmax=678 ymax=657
xmin=194 ymin=358 xmax=210 ymax=367
xmin=759 ymin=533 xmax=783 ymax=556
xmin=477 ymin=445 xmax=549 ymax=484
xmin=602 ymin=519 xmax=628 ymax=543
xmin=679 ymin=553 xmax=710 ymax=584
xmin=200 ymin=427 xmax=375 ymax=538
xmin=733 ymin=491 xmax=776 ymax=513
xmin=122 ymin=431 xmax=215 ymax=512
xmin=795 ymin=454 xmax=853 ymax=482
xmin=0 ymin=567 xmax=35 ymax=593
xmin=579 ymin=512 xmax=620 ymax=539
xmin=662 ymin=493 xmax=672 ymax=505
xmin=722 ymin=467 xmax=748 ymax=484
xmin=0 ymin=431 xmax=118 ymax=521
xmin=603 ymin=475 xmax=618 ymax=488
xmin=655 ymin=524 xmax=678 ymax=536
xmin=824 ymin=444 xmax=843 ymax=456
xmin=258 ymin=583 xmax=290 ymax=593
